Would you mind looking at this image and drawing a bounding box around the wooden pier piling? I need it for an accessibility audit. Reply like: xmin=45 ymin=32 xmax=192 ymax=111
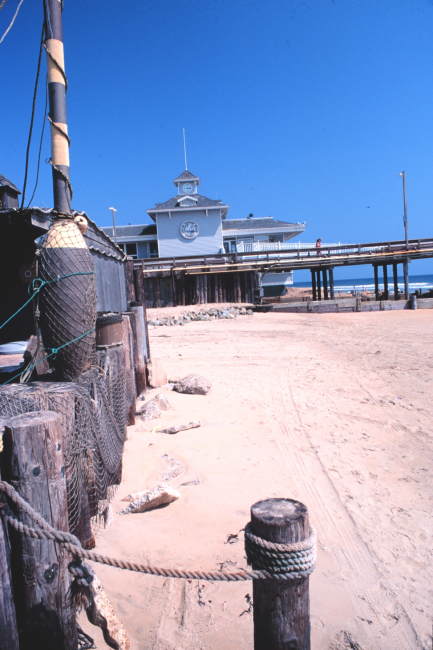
xmin=383 ymin=265 xmax=389 ymax=300
xmin=322 ymin=268 xmax=328 ymax=300
xmin=393 ymin=263 xmax=399 ymax=300
xmin=373 ymin=265 xmax=379 ymax=301
xmin=0 ymin=466 xmax=19 ymax=650
xmin=250 ymin=498 xmax=311 ymax=650
xmin=2 ymin=411 xmax=76 ymax=650
xmin=329 ymin=267 xmax=335 ymax=300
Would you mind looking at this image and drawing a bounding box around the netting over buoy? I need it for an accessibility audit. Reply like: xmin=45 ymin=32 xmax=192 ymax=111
xmin=39 ymin=219 xmax=97 ymax=381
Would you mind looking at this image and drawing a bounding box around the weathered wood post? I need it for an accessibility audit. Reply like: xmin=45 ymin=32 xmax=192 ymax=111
xmin=2 ymin=411 xmax=76 ymax=650
xmin=247 ymin=498 xmax=313 ymax=650
xmin=125 ymin=260 xmax=136 ymax=305
xmin=383 ymin=265 xmax=389 ymax=300
xmin=0 ymin=465 xmax=20 ymax=650
xmin=393 ymin=263 xmax=399 ymax=300
xmin=316 ymin=269 xmax=321 ymax=301
xmin=322 ymin=268 xmax=328 ymax=300
xmin=373 ymin=265 xmax=379 ymax=301
xmin=329 ymin=267 xmax=335 ymax=300
xmin=311 ymin=269 xmax=316 ymax=301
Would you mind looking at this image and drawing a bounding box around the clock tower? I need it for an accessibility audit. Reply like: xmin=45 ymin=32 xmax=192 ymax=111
xmin=173 ymin=170 xmax=200 ymax=196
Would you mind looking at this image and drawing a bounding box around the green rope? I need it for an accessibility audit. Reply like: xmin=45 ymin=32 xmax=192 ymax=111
xmin=0 ymin=272 xmax=95 ymax=331
xmin=0 ymin=327 xmax=96 ymax=386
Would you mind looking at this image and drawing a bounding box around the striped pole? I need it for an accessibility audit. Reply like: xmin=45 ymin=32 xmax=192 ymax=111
xmin=43 ymin=0 xmax=72 ymax=215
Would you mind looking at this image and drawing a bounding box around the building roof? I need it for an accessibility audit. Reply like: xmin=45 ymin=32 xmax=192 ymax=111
xmin=101 ymin=224 xmax=157 ymax=238
xmin=149 ymin=194 xmax=226 ymax=211
xmin=223 ymin=218 xmax=303 ymax=231
xmin=0 ymin=173 xmax=21 ymax=194
xmin=173 ymin=170 xmax=200 ymax=183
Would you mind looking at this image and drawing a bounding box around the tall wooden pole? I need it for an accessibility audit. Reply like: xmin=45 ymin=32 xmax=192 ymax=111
xmin=311 ymin=269 xmax=316 ymax=301
xmin=43 ymin=0 xmax=72 ymax=215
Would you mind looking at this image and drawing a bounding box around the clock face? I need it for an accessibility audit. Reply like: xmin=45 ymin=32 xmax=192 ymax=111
xmin=182 ymin=183 xmax=193 ymax=193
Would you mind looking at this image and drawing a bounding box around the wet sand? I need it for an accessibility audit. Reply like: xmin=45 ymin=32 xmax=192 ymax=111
xmin=80 ymin=308 xmax=433 ymax=650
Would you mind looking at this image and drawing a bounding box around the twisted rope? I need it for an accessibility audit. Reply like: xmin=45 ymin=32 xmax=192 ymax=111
xmin=47 ymin=114 xmax=71 ymax=147
xmin=44 ymin=42 xmax=68 ymax=90
xmin=47 ymin=157 xmax=73 ymax=199
xmin=0 ymin=0 xmax=25 ymax=43
xmin=0 ymin=481 xmax=316 ymax=582
xmin=244 ymin=522 xmax=316 ymax=575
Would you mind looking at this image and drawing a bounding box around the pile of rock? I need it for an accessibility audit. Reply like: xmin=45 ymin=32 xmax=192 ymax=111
xmin=148 ymin=306 xmax=254 ymax=327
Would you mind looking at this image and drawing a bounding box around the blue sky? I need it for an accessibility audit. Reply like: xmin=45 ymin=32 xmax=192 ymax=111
xmin=1 ymin=0 xmax=432 ymax=278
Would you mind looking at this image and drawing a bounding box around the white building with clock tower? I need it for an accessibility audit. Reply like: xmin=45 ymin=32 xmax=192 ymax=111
xmin=146 ymin=170 xmax=230 ymax=258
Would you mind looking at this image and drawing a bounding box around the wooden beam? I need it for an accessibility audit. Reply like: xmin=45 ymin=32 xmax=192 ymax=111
xmin=316 ymin=270 xmax=322 ymax=301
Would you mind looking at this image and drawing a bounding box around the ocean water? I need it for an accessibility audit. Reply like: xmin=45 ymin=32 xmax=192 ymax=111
xmin=293 ymin=273 xmax=433 ymax=294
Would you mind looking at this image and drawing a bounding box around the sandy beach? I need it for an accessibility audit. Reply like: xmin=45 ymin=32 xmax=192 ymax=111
xmin=80 ymin=308 xmax=433 ymax=650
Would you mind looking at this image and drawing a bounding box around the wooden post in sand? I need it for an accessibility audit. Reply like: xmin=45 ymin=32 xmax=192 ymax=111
xmin=0 ymin=466 xmax=20 ymax=650
xmin=2 ymin=411 xmax=76 ymax=650
xmin=250 ymin=498 xmax=311 ymax=650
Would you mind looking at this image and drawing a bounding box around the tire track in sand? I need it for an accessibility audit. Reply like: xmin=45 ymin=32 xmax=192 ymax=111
xmin=264 ymin=361 xmax=419 ymax=650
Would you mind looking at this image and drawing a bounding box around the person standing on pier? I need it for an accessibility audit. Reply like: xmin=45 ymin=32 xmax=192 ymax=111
xmin=315 ymin=238 xmax=322 ymax=255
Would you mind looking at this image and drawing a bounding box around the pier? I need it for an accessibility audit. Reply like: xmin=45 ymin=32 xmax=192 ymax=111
xmin=136 ymin=237 xmax=433 ymax=307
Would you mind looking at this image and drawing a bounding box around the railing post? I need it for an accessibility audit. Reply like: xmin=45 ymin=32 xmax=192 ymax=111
xmin=248 ymin=498 xmax=312 ymax=650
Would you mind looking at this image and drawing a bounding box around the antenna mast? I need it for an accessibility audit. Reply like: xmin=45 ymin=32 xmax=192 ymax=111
xmin=183 ymin=128 xmax=188 ymax=170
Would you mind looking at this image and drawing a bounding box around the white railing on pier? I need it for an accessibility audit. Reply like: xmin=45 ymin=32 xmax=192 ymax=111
xmin=235 ymin=241 xmax=382 ymax=256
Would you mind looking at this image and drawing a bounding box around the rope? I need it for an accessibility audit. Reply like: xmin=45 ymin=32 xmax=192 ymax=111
xmin=21 ymin=24 xmax=45 ymax=208
xmin=27 ymin=75 xmax=48 ymax=207
xmin=0 ymin=0 xmax=8 ymax=12
xmin=0 ymin=481 xmax=316 ymax=582
xmin=47 ymin=114 xmax=71 ymax=147
xmin=0 ymin=326 xmax=96 ymax=386
xmin=0 ymin=0 xmax=24 ymax=43
xmin=47 ymin=157 xmax=73 ymax=200
xmin=0 ymin=271 xmax=94 ymax=332
xmin=44 ymin=41 xmax=68 ymax=90
xmin=244 ymin=522 xmax=316 ymax=575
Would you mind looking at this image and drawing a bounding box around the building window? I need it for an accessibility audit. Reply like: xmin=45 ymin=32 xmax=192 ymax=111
xmin=149 ymin=241 xmax=158 ymax=258
xmin=117 ymin=242 xmax=138 ymax=258
xmin=224 ymin=239 xmax=237 ymax=253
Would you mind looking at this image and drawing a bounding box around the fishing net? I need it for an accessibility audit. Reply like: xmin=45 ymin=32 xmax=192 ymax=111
xmin=38 ymin=220 xmax=97 ymax=381
xmin=0 ymin=350 xmax=127 ymax=546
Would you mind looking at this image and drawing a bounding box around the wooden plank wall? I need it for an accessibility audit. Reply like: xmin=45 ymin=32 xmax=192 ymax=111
xmin=144 ymin=271 xmax=256 ymax=308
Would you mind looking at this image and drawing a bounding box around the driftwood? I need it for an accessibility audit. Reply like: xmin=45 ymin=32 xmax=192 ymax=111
xmin=83 ymin=575 xmax=130 ymax=650
xmin=160 ymin=421 xmax=201 ymax=435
